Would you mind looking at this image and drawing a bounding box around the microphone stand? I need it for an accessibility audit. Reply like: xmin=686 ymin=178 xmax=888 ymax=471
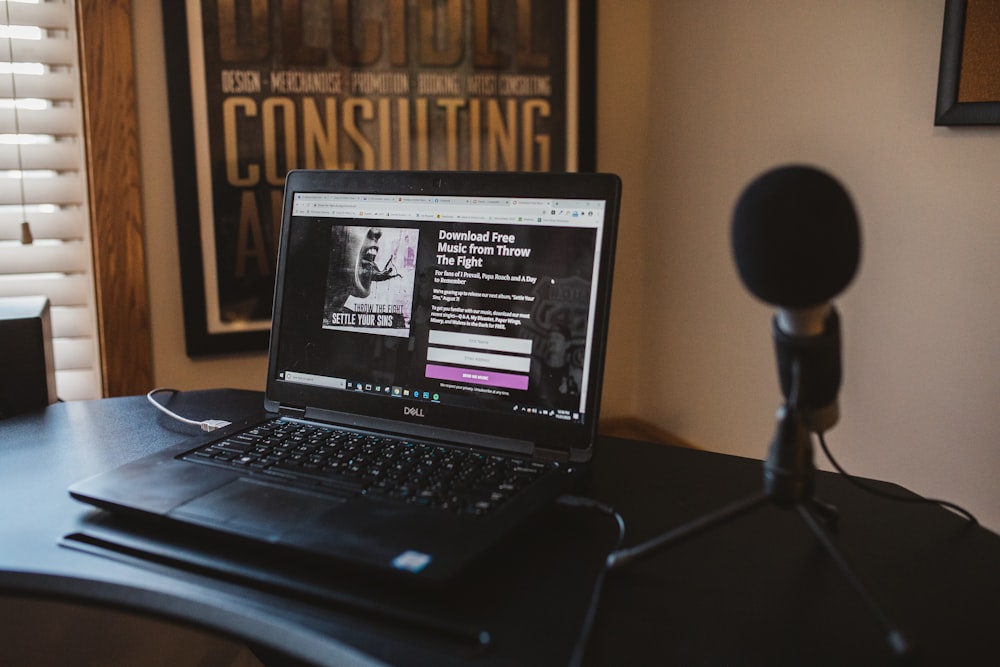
xmin=606 ymin=364 xmax=912 ymax=662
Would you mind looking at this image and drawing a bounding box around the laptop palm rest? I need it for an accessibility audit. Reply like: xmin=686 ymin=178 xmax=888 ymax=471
xmin=170 ymin=479 xmax=347 ymax=541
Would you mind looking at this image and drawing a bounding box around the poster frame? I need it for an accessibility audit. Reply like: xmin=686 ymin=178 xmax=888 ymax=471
xmin=161 ymin=0 xmax=597 ymax=356
xmin=935 ymin=0 xmax=1000 ymax=126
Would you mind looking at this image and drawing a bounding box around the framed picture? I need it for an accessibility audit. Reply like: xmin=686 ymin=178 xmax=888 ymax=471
xmin=161 ymin=0 xmax=597 ymax=356
xmin=935 ymin=0 xmax=1000 ymax=126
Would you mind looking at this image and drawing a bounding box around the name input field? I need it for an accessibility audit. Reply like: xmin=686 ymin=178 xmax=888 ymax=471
xmin=428 ymin=329 xmax=533 ymax=355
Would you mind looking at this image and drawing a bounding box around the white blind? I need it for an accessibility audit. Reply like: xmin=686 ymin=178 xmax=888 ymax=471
xmin=0 ymin=0 xmax=101 ymax=401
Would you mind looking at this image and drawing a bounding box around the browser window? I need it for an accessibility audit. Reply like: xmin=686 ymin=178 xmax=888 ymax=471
xmin=275 ymin=191 xmax=607 ymax=425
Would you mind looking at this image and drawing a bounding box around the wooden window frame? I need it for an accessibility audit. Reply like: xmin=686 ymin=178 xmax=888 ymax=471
xmin=76 ymin=0 xmax=153 ymax=396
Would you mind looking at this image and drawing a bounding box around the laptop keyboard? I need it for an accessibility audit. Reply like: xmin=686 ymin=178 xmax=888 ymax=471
xmin=182 ymin=418 xmax=559 ymax=516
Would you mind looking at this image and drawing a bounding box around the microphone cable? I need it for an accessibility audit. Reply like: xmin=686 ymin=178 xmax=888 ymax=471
xmin=554 ymin=494 xmax=626 ymax=667
xmin=816 ymin=431 xmax=978 ymax=525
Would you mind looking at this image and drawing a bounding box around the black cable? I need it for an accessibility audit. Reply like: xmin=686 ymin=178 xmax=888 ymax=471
xmin=554 ymin=494 xmax=626 ymax=667
xmin=817 ymin=431 xmax=978 ymax=525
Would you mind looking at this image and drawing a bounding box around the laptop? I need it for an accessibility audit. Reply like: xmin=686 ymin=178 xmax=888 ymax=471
xmin=70 ymin=170 xmax=621 ymax=581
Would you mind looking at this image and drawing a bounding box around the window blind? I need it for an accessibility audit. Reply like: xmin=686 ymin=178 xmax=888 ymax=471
xmin=0 ymin=0 xmax=101 ymax=401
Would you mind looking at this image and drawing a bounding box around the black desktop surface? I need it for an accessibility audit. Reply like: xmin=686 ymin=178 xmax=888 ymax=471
xmin=2 ymin=389 xmax=999 ymax=665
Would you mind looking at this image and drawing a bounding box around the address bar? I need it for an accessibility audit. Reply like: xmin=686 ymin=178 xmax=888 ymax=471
xmin=294 ymin=200 xmax=536 ymax=222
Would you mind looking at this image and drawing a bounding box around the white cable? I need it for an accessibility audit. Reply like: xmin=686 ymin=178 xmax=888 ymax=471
xmin=146 ymin=388 xmax=232 ymax=432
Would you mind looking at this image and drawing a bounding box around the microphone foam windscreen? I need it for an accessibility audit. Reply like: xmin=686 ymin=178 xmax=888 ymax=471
xmin=731 ymin=165 xmax=861 ymax=308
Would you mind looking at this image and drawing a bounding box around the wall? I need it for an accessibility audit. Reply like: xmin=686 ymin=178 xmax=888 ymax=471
xmin=639 ymin=0 xmax=1000 ymax=533
xmin=132 ymin=0 xmax=649 ymax=414
xmin=134 ymin=1 xmax=267 ymax=391
xmin=134 ymin=1 xmax=1000 ymax=532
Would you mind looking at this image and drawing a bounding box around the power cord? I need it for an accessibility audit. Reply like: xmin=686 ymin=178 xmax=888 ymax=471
xmin=817 ymin=431 xmax=978 ymax=525
xmin=554 ymin=494 xmax=626 ymax=667
xmin=146 ymin=388 xmax=232 ymax=432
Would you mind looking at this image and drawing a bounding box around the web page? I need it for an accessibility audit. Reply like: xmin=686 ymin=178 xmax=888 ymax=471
xmin=276 ymin=192 xmax=606 ymax=423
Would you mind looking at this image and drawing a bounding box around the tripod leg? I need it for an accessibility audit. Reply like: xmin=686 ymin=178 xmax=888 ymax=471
xmin=796 ymin=503 xmax=913 ymax=662
xmin=607 ymin=491 xmax=769 ymax=570
xmin=806 ymin=496 xmax=840 ymax=526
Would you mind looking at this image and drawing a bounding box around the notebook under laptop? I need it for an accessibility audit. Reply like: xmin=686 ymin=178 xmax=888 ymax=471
xmin=70 ymin=170 xmax=621 ymax=581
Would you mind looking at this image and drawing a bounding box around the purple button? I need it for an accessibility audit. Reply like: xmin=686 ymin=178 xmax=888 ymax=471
xmin=425 ymin=364 xmax=529 ymax=391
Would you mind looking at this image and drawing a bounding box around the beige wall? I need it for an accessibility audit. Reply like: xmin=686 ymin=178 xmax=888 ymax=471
xmin=633 ymin=0 xmax=1000 ymax=533
xmin=134 ymin=1 xmax=1000 ymax=533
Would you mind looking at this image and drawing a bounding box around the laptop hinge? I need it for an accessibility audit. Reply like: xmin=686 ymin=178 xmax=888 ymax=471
xmin=533 ymin=446 xmax=570 ymax=463
xmin=277 ymin=405 xmax=306 ymax=417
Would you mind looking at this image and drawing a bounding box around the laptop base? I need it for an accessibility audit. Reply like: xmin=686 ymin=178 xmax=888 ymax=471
xmin=62 ymin=498 xmax=620 ymax=666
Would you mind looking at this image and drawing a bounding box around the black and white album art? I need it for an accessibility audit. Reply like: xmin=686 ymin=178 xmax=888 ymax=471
xmin=323 ymin=224 xmax=418 ymax=338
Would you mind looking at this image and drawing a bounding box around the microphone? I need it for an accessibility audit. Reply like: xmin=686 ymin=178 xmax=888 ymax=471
xmin=731 ymin=165 xmax=861 ymax=432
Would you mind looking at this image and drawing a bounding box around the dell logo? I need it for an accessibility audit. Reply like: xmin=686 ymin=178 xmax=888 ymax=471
xmin=403 ymin=406 xmax=425 ymax=418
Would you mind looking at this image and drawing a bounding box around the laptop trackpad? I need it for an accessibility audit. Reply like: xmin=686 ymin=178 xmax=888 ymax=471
xmin=170 ymin=479 xmax=347 ymax=541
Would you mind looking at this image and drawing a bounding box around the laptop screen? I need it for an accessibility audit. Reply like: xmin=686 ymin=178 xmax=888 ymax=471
xmin=266 ymin=171 xmax=620 ymax=457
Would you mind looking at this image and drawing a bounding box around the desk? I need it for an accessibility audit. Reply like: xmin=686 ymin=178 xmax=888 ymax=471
xmin=2 ymin=389 xmax=999 ymax=665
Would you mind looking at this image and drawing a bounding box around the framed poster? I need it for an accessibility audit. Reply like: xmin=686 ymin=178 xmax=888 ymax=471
xmin=935 ymin=0 xmax=1000 ymax=125
xmin=161 ymin=0 xmax=597 ymax=356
